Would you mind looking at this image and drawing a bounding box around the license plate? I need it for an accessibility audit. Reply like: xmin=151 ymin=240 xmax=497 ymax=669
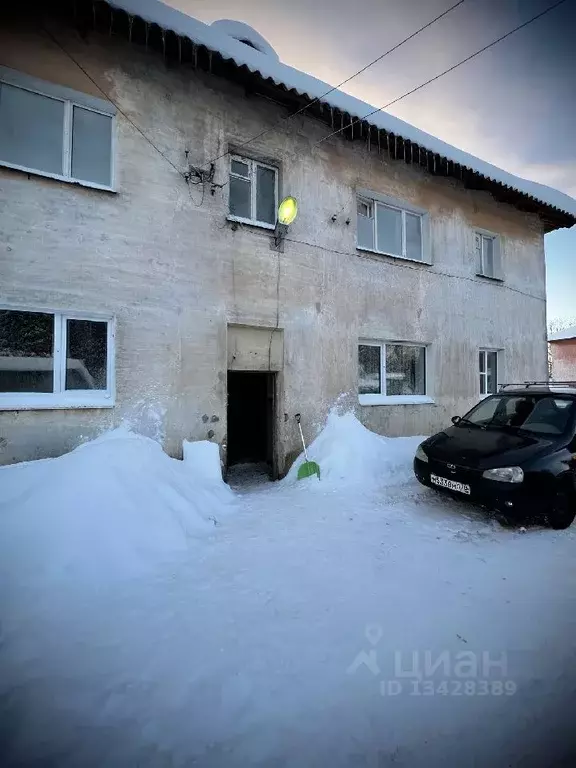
xmin=430 ymin=474 xmax=471 ymax=495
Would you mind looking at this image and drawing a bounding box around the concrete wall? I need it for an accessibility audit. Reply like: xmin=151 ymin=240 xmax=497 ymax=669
xmin=550 ymin=341 xmax=576 ymax=381
xmin=0 ymin=19 xmax=549 ymax=469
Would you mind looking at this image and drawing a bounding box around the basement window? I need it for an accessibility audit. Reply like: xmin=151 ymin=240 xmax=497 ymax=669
xmin=358 ymin=341 xmax=433 ymax=405
xmin=356 ymin=190 xmax=430 ymax=263
xmin=228 ymin=155 xmax=278 ymax=228
xmin=0 ymin=308 xmax=115 ymax=409
xmin=0 ymin=67 xmax=115 ymax=190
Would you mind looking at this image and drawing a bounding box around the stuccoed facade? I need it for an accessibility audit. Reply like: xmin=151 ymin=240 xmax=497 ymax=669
xmin=0 ymin=8 xmax=566 ymax=472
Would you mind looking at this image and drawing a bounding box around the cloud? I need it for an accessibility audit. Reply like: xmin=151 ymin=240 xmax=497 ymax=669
xmin=506 ymin=162 xmax=576 ymax=199
xmin=386 ymin=96 xmax=576 ymax=200
xmin=167 ymin=0 xmax=576 ymax=203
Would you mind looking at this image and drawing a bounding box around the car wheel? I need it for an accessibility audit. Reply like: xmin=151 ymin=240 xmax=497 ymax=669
xmin=547 ymin=490 xmax=576 ymax=530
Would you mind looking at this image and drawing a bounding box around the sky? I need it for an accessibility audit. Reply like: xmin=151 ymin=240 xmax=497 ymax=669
xmin=170 ymin=0 xmax=575 ymax=325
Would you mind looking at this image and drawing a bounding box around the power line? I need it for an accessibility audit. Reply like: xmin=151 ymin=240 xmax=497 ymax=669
xmin=45 ymin=0 xmax=467 ymax=181
xmin=314 ymin=0 xmax=569 ymax=147
xmin=42 ymin=25 xmax=185 ymax=179
xmin=42 ymin=0 xmax=567 ymax=202
xmin=213 ymin=0 xmax=567 ymax=191
xmin=283 ymin=235 xmax=546 ymax=303
xmin=203 ymin=0 xmax=467 ymax=168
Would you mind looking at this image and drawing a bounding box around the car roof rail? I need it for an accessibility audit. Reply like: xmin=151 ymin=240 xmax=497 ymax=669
xmin=499 ymin=381 xmax=576 ymax=391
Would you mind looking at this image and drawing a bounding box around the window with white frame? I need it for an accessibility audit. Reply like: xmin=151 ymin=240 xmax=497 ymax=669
xmin=0 ymin=309 xmax=115 ymax=409
xmin=357 ymin=195 xmax=425 ymax=261
xmin=475 ymin=231 xmax=501 ymax=279
xmin=479 ymin=349 xmax=498 ymax=395
xmin=229 ymin=155 xmax=278 ymax=227
xmin=358 ymin=342 xmax=427 ymax=401
xmin=0 ymin=67 xmax=115 ymax=189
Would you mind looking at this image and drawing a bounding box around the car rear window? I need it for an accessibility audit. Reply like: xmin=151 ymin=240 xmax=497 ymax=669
xmin=463 ymin=395 xmax=576 ymax=435
xmin=522 ymin=398 xmax=574 ymax=434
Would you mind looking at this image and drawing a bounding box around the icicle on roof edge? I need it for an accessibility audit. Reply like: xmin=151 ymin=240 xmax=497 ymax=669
xmin=109 ymin=0 xmax=576 ymax=219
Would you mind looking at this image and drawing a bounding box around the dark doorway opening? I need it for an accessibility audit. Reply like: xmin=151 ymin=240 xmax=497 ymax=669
xmin=227 ymin=371 xmax=275 ymax=475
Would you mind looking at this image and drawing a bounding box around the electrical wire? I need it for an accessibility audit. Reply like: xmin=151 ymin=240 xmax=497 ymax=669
xmin=209 ymin=0 xmax=568 ymax=194
xmin=42 ymin=0 xmax=568 ymax=216
xmin=201 ymin=0 xmax=467 ymax=169
xmin=42 ymin=25 xmax=185 ymax=179
xmin=267 ymin=247 xmax=282 ymax=372
xmin=40 ymin=5 xmax=555 ymax=340
xmin=283 ymin=235 xmax=547 ymax=303
xmin=187 ymin=178 xmax=206 ymax=207
xmin=42 ymin=0 xmax=465 ymax=187
xmin=314 ymin=0 xmax=570 ymax=147
xmin=211 ymin=0 xmax=568 ymax=192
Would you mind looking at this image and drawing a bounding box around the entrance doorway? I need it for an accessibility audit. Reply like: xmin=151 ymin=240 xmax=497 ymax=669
xmin=227 ymin=371 xmax=276 ymax=475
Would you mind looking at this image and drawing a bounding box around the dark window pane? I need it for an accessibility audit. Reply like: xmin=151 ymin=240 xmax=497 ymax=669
xmin=229 ymin=176 xmax=251 ymax=219
xmin=65 ymin=319 xmax=108 ymax=390
xmin=0 ymin=310 xmax=54 ymax=393
xmin=487 ymin=351 xmax=498 ymax=393
xmin=376 ymin=204 xmax=402 ymax=255
xmin=71 ymin=106 xmax=112 ymax=186
xmin=0 ymin=83 xmax=64 ymax=175
xmin=231 ymin=159 xmax=249 ymax=177
xmin=386 ymin=345 xmax=426 ymax=396
xmin=464 ymin=394 xmax=570 ymax=434
xmin=405 ymin=213 xmax=422 ymax=260
xmin=359 ymin=344 xmax=381 ymax=394
xmin=486 ymin=371 xmax=493 ymax=394
xmin=523 ymin=397 xmax=574 ymax=435
xmin=256 ymin=165 xmax=276 ymax=224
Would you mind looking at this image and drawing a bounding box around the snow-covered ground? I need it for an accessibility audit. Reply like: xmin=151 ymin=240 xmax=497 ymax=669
xmin=1 ymin=414 xmax=576 ymax=767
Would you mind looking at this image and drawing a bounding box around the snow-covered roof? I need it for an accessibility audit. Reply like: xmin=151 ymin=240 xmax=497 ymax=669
xmin=108 ymin=0 xmax=576 ymax=224
xmin=549 ymin=325 xmax=576 ymax=342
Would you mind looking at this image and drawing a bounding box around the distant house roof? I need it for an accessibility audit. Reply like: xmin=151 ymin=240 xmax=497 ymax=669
xmin=60 ymin=0 xmax=576 ymax=230
xmin=549 ymin=326 xmax=576 ymax=342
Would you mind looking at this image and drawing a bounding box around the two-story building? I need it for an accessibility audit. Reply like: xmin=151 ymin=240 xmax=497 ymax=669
xmin=1 ymin=0 xmax=576 ymax=474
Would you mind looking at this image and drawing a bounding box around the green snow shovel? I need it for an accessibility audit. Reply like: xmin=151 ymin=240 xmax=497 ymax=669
xmin=295 ymin=413 xmax=321 ymax=480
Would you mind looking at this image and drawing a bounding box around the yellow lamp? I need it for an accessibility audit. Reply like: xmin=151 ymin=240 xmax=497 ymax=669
xmin=277 ymin=196 xmax=298 ymax=226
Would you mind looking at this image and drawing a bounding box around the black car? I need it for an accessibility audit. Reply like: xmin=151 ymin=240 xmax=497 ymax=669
xmin=413 ymin=383 xmax=576 ymax=529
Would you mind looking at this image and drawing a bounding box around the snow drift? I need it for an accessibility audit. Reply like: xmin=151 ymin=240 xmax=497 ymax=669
xmin=183 ymin=438 xmax=225 ymax=484
xmin=2 ymin=417 xmax=576 ymax=767
xmin=0 ymin=429 xmax=235 ymax=589
xmin=285 ymin=411 xmax=425 ymax=488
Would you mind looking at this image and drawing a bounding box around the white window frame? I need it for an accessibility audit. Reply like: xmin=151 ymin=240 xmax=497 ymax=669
xmin=358 ymin=340 xmax=434 ymax=405
xmin=0 ymin=66 xmax=116 ymax=192
xmin=227 ymin=154 xmax=279 ymax=229
xmin=475 ymin=229 xmax=502 ymax=280
xmin=0 ymin=307 xmax=116 ymax=410
xmin=357 ymin=198 xmax=372 ymax=219
xmin=356 ymin=188 xmax=431 ymax=264
xmin=479 ymin=348 xmax=499 ymax=397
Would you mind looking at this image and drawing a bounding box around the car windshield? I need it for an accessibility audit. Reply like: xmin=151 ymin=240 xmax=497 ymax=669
xmin=461 ymin=395 xmax=576 ymax=436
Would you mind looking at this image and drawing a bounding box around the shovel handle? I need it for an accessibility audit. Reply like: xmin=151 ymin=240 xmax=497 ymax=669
xmin=294 ymin=414 xmax=309 ymax=462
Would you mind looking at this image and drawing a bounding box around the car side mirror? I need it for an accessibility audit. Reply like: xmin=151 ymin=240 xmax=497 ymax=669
xmin=451 ymin=416 xmax=461 ymax=425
